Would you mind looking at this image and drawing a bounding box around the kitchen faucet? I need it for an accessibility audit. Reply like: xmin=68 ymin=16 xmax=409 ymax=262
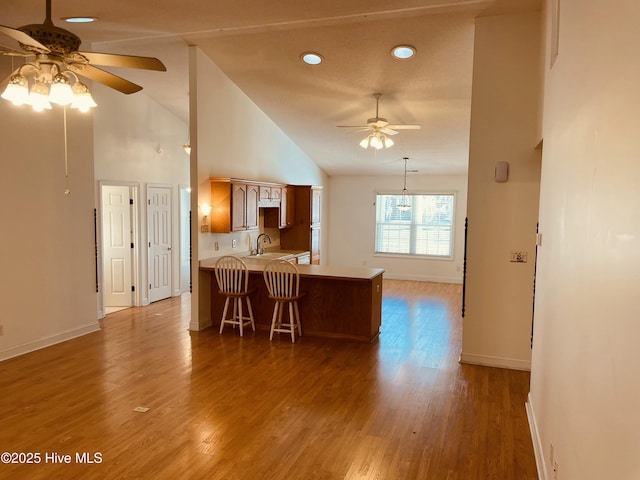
xmin=256 ymin=233 xmax=272 ymax=254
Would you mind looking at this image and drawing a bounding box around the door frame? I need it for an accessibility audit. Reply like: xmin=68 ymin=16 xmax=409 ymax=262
xmin=98 ymin=181 xmax=142 ymax=318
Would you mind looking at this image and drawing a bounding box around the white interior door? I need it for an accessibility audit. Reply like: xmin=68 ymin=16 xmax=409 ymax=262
xmin=102 ymin=185 xmax=133 ymax=307
xmin=148 ymin=186 xmax=172 ymax=302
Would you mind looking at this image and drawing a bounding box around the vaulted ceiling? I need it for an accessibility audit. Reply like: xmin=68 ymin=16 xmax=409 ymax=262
xmin=1 ymin=0 xmax=540 ymax=176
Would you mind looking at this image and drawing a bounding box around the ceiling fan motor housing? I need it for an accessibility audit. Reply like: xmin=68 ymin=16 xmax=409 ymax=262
xmin=18 ymin=23 xmax=81 ymax=55
xmin=368 ymin=117 xmax=389 ymax=128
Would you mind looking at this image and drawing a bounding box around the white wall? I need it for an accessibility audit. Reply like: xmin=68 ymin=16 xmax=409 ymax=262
xmin=92 ymin=81 xmax=190 ymax=311
xmin=528 ymin=1 xmax=640 ymax=479
xmin=189 ymin=47 xmax=327 ymax=330
xmin=328 ymin=174 xmax=467 ymax=282
xmin=0 ymin=79 xmax=98 ymax=360
xmin=461 ymin=12 xmax=542 ymax=371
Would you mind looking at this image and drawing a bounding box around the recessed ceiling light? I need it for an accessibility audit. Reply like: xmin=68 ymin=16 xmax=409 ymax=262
xmin=391 ymin=45 xmax=416 ymax=60
xmin=301 ymin=52 xmax=323 ymax=65
xmin=63 ymin=17 xmax=97 ymax=23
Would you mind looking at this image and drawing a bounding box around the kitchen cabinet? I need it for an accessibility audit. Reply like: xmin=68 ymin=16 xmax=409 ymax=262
xmin=232 ymin=183 xmax=259 ymax=231
xmin=295 ymin=252 xmax=311 ymax=264
xmin=210 ymin=179 xmax=259 ymax=233
xmin=280 ymin=186 xmax=295 ymax=228
xmin=201 ymin=259 xmax=383 ymax=343
xmin=264 ymin=185 xmax=295 ymax=229
xmin=311 ymin=187 xmax=321 ymax=226
xmin=280 ymin=186 xmax=322 ymax=264
xmin=259 ymin=185 xmax=281 ymax=205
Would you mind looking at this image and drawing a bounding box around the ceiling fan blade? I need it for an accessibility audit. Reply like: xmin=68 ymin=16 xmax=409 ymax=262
xmin=78 ymin=51 xmax=166 ymax=71
xmin=0 ymin=25 xmax=49 ymax=53
xmin=69 ymin=64 xmax=143 ymax=94
xmin=379 ymin=127 xmax=399 ymax=135
xmin=387 ymin=124 xmax=421 ymax=130
xmin=337 ymin=125 xmax=370 ymax=128
xmin=0 ymin=45 xmax=30 ymax=56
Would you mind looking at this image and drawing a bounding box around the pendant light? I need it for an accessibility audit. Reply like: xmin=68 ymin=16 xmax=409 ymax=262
xmin=398 ymin=157 xmax=411 ymax=211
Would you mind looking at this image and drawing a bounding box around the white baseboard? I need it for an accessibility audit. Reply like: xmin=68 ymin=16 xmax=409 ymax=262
xmin=459 ymin=352 xmax=531 ymax=371
xmin=526 ymin=393 xmax=547 ymax=480
xmin=0 ymin=322 xmax=101 ymax=362
xmin=189 ymin=319 xmax=211 ymax=331
xmin=383 ymin=273 xmax=463 ymax=284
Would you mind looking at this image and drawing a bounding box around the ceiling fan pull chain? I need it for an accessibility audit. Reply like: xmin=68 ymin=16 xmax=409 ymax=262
xmin=63 ymin=105 xmax=70 ymax=195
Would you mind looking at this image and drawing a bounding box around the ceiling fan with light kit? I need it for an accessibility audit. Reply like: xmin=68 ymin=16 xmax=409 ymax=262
xmin=0 ymin=0 xmax=166 ymax=112
xmin=338 ymin=93 xmax=421 ymax=150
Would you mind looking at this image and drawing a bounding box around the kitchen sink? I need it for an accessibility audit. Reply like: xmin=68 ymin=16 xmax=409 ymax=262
xmin=247 ymin=252 xmax=292 ymax=259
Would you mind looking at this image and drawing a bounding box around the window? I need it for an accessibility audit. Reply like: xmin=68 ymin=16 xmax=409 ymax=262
xmin=375 ymin=193 xmax=455 ymax=257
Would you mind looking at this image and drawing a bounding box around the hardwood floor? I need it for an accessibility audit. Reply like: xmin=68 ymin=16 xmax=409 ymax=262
xmin=0 ymin=280 xmax=537 ymax=479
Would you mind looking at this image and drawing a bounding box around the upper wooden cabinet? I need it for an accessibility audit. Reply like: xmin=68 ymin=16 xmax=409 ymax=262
xmin=259 ymin=185 xmax=282 ymax=206
xmin=263 ymin=185 xmax=296 ymax=230
xmin=311 ymin=187 xmax=322 ymax=226
xmin=231 ymin=183 xmax=259 ymax=231
xmin=210 ymin=178 xmax=313 ymax=234
xmin=280 ymin=186 xmax=296 ymax=228
xmin=280 ymin=186 xmax=322 ymax=264
xmin=210 ymin=179 xmax=259 ymax=233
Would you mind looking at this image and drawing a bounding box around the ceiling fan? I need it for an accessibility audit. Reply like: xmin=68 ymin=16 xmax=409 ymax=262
xmin=338 ymin=93 xmax=421 ymax=149
xmin=0 ymin=0 xmax=166 ymax=110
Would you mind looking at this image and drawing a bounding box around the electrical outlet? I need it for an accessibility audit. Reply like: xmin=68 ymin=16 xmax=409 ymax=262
xmin=232 ymin=239 xmax=237 ymax=248
xmin=510 ymin=251 xmax=528 ymax=263
xmin=553 ymin=461 xmax=559 ymax=479
xmin=200 ymin=225 xmax=209 ymax=233
xmin=214 ymin=242 xmax=219 ymax=251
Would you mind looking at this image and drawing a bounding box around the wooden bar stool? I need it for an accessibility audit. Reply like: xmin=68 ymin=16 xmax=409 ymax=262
xmin=214 ymin=255 xmax=255 ymax=337
xmin=263 ymin=259 xmax=305 ymax=342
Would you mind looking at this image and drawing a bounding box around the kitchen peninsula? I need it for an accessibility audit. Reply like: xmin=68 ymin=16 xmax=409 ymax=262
xmin=200 ymin=256 xmax=384 ymax=342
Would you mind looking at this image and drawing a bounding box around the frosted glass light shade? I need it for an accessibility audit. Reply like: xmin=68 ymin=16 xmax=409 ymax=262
xmin=1 ymin=75 xmax=29 ymax=106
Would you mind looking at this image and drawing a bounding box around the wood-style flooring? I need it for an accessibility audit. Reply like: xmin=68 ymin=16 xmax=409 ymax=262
xmin=0 ymin=280 xmax=537 ymax=479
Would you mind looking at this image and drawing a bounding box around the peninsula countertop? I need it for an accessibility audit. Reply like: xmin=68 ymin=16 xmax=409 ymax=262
xmin=199 ymin=253 xmax=385 ymax=342
xmin=199 ymin=256 xmax=384 ymax=281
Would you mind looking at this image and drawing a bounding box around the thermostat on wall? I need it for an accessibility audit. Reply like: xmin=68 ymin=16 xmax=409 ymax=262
xmin=495 ymin=161 xmax=509 ymax=182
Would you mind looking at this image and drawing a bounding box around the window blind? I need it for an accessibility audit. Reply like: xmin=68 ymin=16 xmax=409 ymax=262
xmin=375 ymin=194 xmax=454 ymax=257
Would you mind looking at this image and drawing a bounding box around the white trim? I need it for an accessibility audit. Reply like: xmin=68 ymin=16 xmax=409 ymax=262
xmin=526 ymin=394 xmax=547 ymax=480
xmin=459 ymin=352 xmax=531 ymax=371
xmin=373 ymin=252 xmax=454 ymax=261
xmin=189 ymin=319 xmax=211 ymax=331
xmin=0 ymin=323 xmax=100 ymax=362
xmin=383 ymin=273 xmax=463 ymax=284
